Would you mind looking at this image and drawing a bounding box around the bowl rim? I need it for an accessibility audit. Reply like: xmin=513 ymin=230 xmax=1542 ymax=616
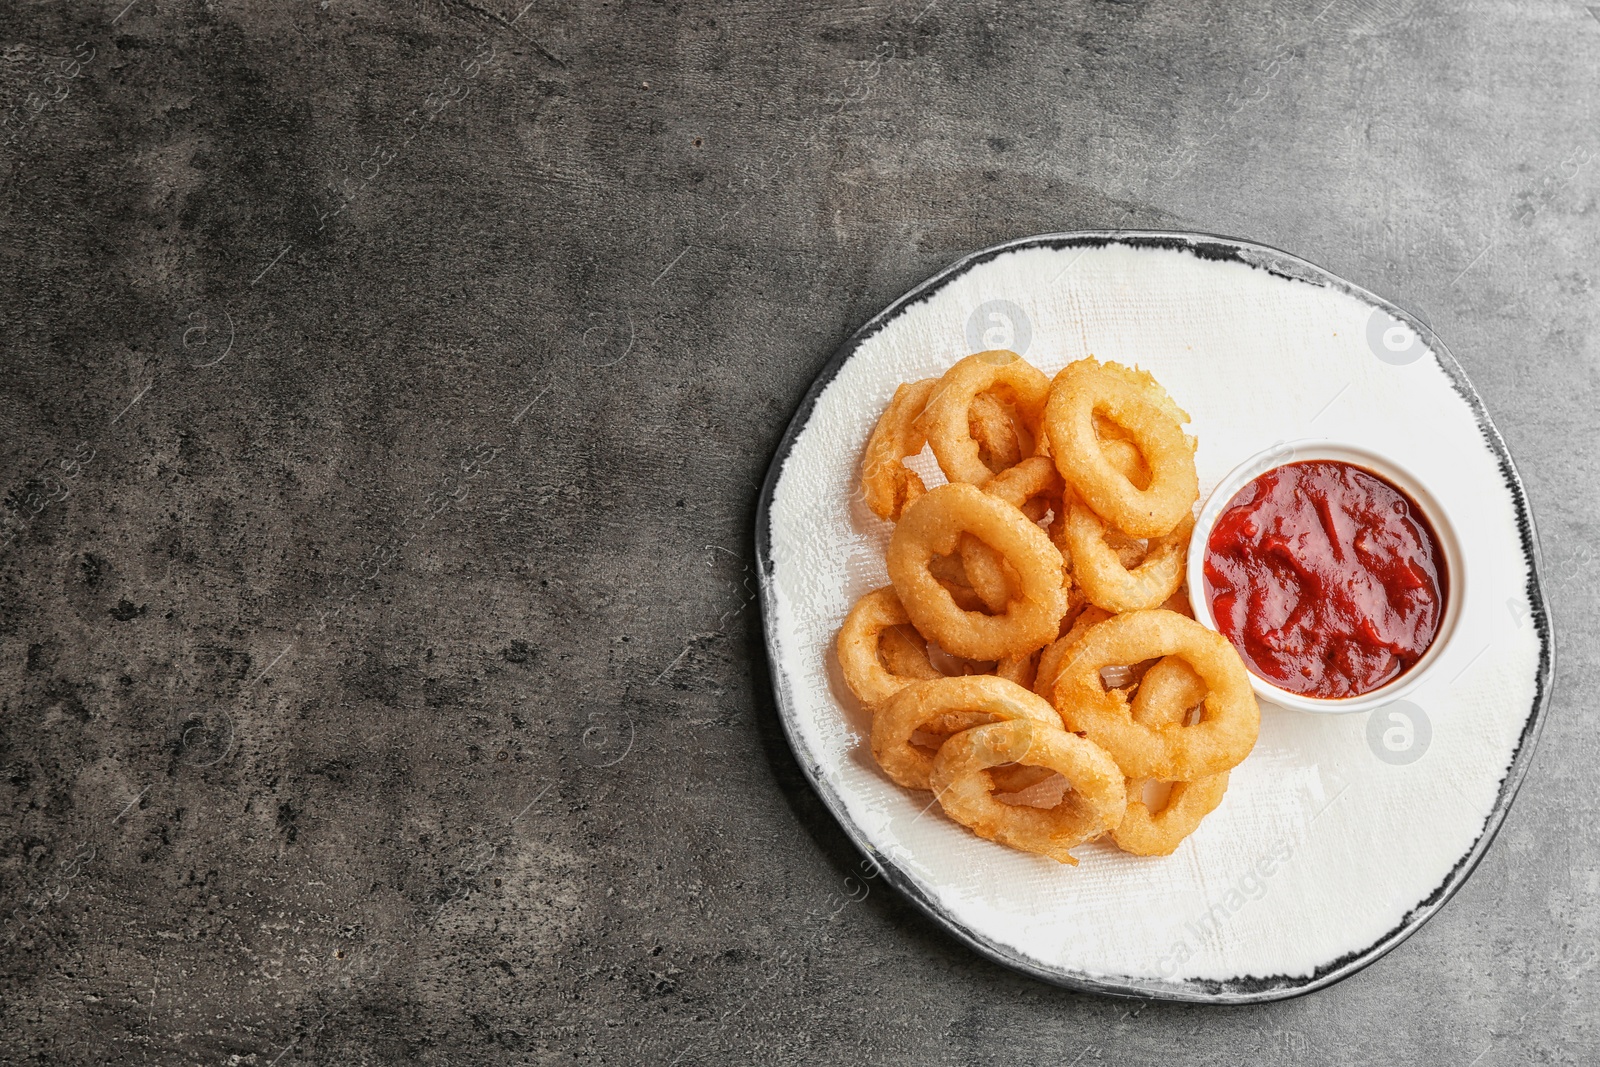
xmin=1185 ymin=438 xmax=1466 ymax=715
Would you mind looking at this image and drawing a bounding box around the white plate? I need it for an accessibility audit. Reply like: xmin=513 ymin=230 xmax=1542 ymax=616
xmin=754 ymin=233 xmax=1554 ymax=1002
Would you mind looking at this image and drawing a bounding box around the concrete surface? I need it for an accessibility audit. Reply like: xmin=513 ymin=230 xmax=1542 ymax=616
xmin=0 ymin=0 xmax=1595 ymax=1063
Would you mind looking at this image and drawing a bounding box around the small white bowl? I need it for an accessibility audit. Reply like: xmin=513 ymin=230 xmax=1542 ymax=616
xmin=1185 ymin=440 xmax=1465 ymax=715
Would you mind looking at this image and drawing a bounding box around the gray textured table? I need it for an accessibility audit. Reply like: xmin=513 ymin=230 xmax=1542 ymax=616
xmin=1 ymin=2 xmax=1593 ymax=1063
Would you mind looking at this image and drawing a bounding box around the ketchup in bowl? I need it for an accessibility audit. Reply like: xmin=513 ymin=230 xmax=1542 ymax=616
xmin=1202 ymin=460 xmax=1447 ymax=699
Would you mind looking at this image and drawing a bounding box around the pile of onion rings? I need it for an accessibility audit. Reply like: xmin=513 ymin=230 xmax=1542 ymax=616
xmin=836 ymin=350 xmax=1258 ymax=863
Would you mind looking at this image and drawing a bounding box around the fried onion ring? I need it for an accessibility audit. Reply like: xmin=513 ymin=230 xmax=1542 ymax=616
xmin=871 ymin=675 xmax=1062 ymax=790
xmin=957 ymin=533 xmax=1015 ymax=614
xmin=1111 ymin=657 xmax=1231 ymax=856
xmin=1032 ymin=605 xmax=1112 ymax=702
xmin=968 ymin=391 xmax=1033 ymax=473
xmin=836 ymin=587 xmax=941 ymax=708
xmin=960 ymin=457 xmax=1070 ymax=613
xmin=887 ymin=484 xmax=1067 ymax=660
xmin=1044 ymin=359 xmax=1198 ymax=538
xmin=878 ymin=624 xmax=942 ymax=681
xmin=1094 ymin=414 xmax=1152 ymax=489
xmin=1050 ymin=609 xmax=1259 ymax=781
xmin=1048 ymin=428 xmax=1143 ymax=556
xmin=984 ymin=456 xmax=1065 ymax=515
xmin=919 ymin=352 xmax=1049 ymax=487
xmin=930 ymin=719 xmax=1127 ymax=864
xmin=861 ymin=378 xmax=936 ymax=521
xmin=1160 ymin=583 xmax=1194 ymax=618
xmin=995 ymin=649 xmax=1040 ymax=691
xmin=1132 ymin=655 xmax=1207 ymax=726
xmin=1066 ymin=505 xmax=1194 ymax=613
xmin=925 ymin=550 xmax=993 ymax=614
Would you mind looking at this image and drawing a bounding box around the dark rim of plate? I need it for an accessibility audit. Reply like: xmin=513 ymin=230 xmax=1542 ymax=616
xmin=751 ymin=230 xmax=1556 ymax=1004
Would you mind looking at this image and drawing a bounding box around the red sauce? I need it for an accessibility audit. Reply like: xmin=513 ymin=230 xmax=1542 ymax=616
xmin=1203 ymin=460 xmax=1446 ymax=699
